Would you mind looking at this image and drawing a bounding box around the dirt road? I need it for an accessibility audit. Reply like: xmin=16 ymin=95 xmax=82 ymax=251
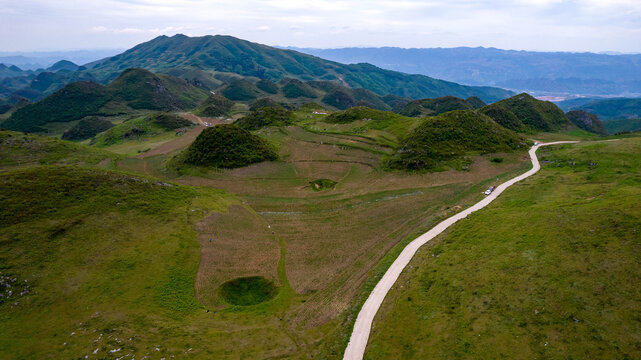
xmin=343 ymin=141 xmax=578 ymax=360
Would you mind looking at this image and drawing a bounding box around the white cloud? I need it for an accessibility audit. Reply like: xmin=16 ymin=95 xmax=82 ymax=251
xmin=115 ymin=27 xmax=145 ymax=34
xmin=90 ymin=26 xmax=108 ymax=32
xmin=0 ymin=0 xmax=640 ymax=52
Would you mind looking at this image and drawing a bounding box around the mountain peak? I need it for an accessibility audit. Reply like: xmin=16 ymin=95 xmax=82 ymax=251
xmin=48 ymin=60 xmax=79 ymax=72
xmin=85 ymin=34 xmax=513 ymax=102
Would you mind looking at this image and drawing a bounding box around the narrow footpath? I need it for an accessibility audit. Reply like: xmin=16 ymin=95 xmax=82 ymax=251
xmin=343 ymin=141 xmax=578 ymax=360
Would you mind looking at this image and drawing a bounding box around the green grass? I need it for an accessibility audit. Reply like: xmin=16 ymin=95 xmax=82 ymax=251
xmin=387 ymin=110 xmax=528 ymax=171
xmin=365 ymin=136 xmax=641 ymax=359
xmin=219 ymin=276 xmax=280 ymax=306
xmin=0 ymin=166 xmax=235 ymax=359
xmin=0 ymin=130 xmax=118 ymax=169
xmin=310 ymin=178 xmax=338 ymax=191
xmin=235 ymin=107 xmax=294 ymax=130
xmin=91 ymin=112 xmax=192 ymax=150
xmin=61 ymin=116 xmax=115 ymax=141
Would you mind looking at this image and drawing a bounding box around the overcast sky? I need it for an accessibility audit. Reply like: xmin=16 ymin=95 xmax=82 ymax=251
xmin=1 ymin=0 xmax=640 ymax=53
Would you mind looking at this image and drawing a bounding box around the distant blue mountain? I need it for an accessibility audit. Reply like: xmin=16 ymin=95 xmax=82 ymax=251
xmin=291 ymin=47 xmax=641 ymax=97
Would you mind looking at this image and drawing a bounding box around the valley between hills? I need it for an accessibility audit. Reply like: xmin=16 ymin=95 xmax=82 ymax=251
xmin=1 ymin=35 xmax=640 ymax=359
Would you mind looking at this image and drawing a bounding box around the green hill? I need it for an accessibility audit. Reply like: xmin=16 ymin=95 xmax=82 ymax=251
xmin=559 ymin=97 xmax=641 ymax=120
xmin=92 ymin=112 xmax=193 ymax=147
xmin=480 ymin=93 xmax=570 ymax=132
xmin=465 ymin=96 xmax=487 ymax=109
xmin=280 ymin=78 xmax=318 ymax=99
xmin=2 ymin=69 xmax=208 ymax=133
xmin=398 ymin=96 xmax=474 ymax=117
xmin=195 ymin=93 xmax=235 ymax=117
xmin=0 ymin=130 xmax=117 ymax=168
xmin=325 ymin=106 xmax=404 ymax=124
xmin=1 ymin=81 xmax=112 ymax=132
xmin=235 ymin=107 xmax=294 ymax=130
xmin=388 ymin=110 xmax=527 ymax=170
xmin=0 ymin=165 xmax=233 ymax=359
xmin=566 ymin=110 xmax=608 ymax=135
xmin=181 ymin=124 xmax=277 ymax=168
xmin=249 ymin=97 xmax=285 ymax=111
xmin=84 ymin=34 xmax=513 ymax=102
xmin=221 ymin=79 xmax=262 ymax=101
xmin=107 ymin=68 xmax=208 ymax=110
xmin=604 ymin=118 xmax=641 ymax=134
xmin=47 ymin=60 xmax=80 ymax=72
xmin=61 ymin=116 xmax=115 ymax=141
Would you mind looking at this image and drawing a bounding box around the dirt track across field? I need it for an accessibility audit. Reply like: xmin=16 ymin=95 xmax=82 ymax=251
xmin=343 ymin=141 xmax=579 ymax=360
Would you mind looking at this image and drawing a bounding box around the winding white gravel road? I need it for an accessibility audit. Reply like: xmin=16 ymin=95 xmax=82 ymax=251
xmin=343 ymin=141 xmax=578 ymax=360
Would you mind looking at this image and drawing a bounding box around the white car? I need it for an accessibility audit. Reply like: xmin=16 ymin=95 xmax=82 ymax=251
xmin=484 ymin=189 xmax=491 ymax=195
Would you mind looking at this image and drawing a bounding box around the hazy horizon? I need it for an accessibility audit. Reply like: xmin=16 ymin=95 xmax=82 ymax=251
xmin=1 ymin=0 xmax=641 ymax=53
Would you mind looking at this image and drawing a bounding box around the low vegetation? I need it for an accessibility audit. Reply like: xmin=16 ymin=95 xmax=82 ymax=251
xmin=280 ymin=78 xmax=318 ymax=99
xmin=0 ymin=165 xmax=234 ymax=359
xmin=194 ymin=93 xmax=235 ymax=117
xmin=0 ymin=130 xmax=117 ymax=168
xmin=235 ymin=107 xmax=294 ymax=130
xmin=566 ymin=110 xmax=608 ymax=135
xmin=92 ymin=112 xmax=193 ymax=147
xmin=1 ymin=68 xmax=208 ymax=133
xmin=221 ymin=79 xmax=261 ymax=101
xmin=366 ymin=137 xmax=641 ymax=359
xmin=61 ymin=116 xmax=115 ymax=141
xmin=388 ymin=110 xmax=527 ymax=171
xmin=481 ymin=93 xmax=570 ymax=132
xmin=604 ymin=118 xmax=641 ymax=134
xmin=149 ymin=112 xmax=193 ymax=130
xmin=310 ymin=178 xmax=337 ymax=191
xmin=397 ymin=96 xmax=474 ymax=117
xmin=218 ymin=276 xmax=279 ymax=306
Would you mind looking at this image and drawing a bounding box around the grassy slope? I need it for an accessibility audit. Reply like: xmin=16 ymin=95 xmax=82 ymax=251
xmin=481 ymin=93 xmax=570 ymax=132
xmin=92 ymin=113 xmax=195 ymax=156
xmin=0 ymin=166 xmax=235 ymax=359
xmin=85 ymin=34 xmax=512 ymax=102
xmin=566 ymin=98 xmax=641 ymax=120
xmin=388 ymin=110 xmax=527 ymax=171
xmin=604 ymin=118 xmax=641 ymax=134
xmin=0 ymin=130 xmax=119 ymax=169
xmin=365 ymin=137 xmax=641 ymax=359
xmin=1 ymin=69 xmax=207 ymax=133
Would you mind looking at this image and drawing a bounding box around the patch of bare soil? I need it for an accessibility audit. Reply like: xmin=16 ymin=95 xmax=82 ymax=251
xmin=194 ymin=205 xmax=281 ymax=308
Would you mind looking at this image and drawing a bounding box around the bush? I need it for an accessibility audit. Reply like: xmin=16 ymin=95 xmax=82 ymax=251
xmin=310 ymin=179 xmax=337 ymax=191
xmin=235 ymin=107 xmax=294 ymax=130
xmin=249 ymin=97 xmax=283 ymax=111
xmin=150 ymin=113 xmax=193 ymax=130
xmin=183 ymin=124 xmax=278 ymax=168
xmin=388 ymin=110 xmax=527 ymax=171
xmin=256 ymin=79 xmax=279 ymax=94
xmin=195 ymin=94 xmax=234 ymax=117
xmin=281 ymin=79 xmax=317 ymax=99
xmin=221 ymin=79 xmax=260 ymax=101
xmin=218 ymin=276 xmax=278 ymax=306
xmin=61 ymin=116 xmax=114 ymax=141
xmin=322 ymin=88 xmax=355 ymax=110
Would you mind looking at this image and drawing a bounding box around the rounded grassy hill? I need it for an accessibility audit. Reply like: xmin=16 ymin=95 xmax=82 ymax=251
xmin=182 ymin=124 xmax=277 ymax=168
xmin=389 ymin=110 xmax=527 ymax=170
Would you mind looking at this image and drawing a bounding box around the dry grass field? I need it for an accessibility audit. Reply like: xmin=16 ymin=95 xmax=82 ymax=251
xmin=105 ymin=117 xmax=533 ymax=357
xmin=0 ymin=109 xmax=535 ymax=358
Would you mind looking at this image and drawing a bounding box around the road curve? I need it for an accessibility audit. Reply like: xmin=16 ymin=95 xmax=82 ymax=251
xmin=343 ymin=141 xmax=578 ymax=360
